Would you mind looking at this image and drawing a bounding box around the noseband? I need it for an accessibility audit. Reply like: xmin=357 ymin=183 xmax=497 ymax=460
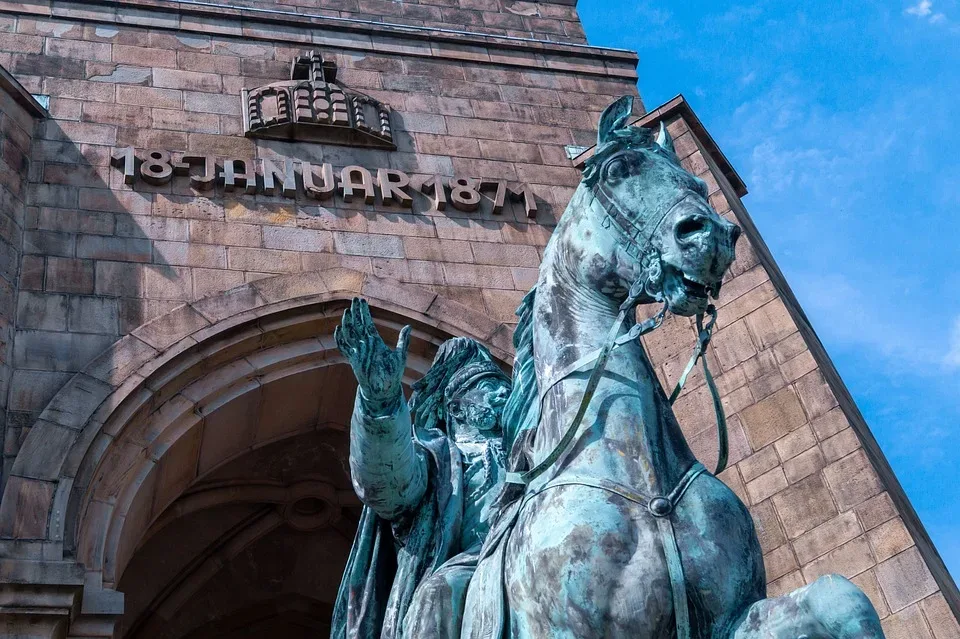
xmin=590 ymin=149 xmax=687 ymax=261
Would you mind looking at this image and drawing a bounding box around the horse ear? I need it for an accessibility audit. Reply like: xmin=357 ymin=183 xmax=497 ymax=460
xmin=598 ymin=96 xmax=634 ymax=145
xmin=656 ymin=122 xmax=675 ymax=154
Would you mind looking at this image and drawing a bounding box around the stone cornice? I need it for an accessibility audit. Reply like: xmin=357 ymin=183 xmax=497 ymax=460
xmin=1 ymin=0 xmax=637 ymax=79
xmin=0 ymin=62 xmax=48 ymax=119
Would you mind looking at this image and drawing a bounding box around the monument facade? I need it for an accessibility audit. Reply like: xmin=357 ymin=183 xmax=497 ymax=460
xmin=0 ymin=1 xmax=954 ymax=637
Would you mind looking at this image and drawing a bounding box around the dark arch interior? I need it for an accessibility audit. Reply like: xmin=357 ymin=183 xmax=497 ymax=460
xmin=116 ymin=364 xmax=362 ymax=639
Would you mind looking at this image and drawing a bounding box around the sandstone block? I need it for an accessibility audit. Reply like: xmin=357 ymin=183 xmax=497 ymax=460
xmin=920 ymin=593 xmax=960 ymax=639
xmin=811 ymin=406 xmax=849 ymax=440
xmin=153 ymin=68 xmax=221 ymax=93
xmin=783 ymin=446 xmax=825 ymax=484
xmin=763 ymin=543 xmax=799 ymax=582
xmin=443 ymin=262 xmax=515 ymax=290
xmin=801 ymin=534 xmax=875 ymax=582
xmin=856 ymin=492 xmax=898 ymax=532
xmin=881 ymin=604 xmax=935 ymax=639
xmin=793 ymin=510 xmax=862 ymax=565
xmin=738 ymin=445 xmax=779 ymax=483
xmin=740 ymin=386 xmax=807 ymax=450
xmin=823 ymin=449 xmax=883 ymax=511
xmin=334 ymin=232 xmax=404 ymax=259
xmin=183 ymin=90 xmax=240 ymax=116
xmin=131 ymin=302 xmax=210 ymax=350
xmin=772 ymin=474 xmax=840 ymax=539
xmin=868 ymin=517 xmax=914 ymax=563
xmin=774 ymin=423 xmax=817 ymax=462
xmin=192 ymin=268 xmax=244 ymax=299
xmin=876 ymin=547 xmax=939 ymax=613
xmin=17 ymin=291 xmax=68 ymax=331
xmin=795 ymin=369 xmax=839 ymax=420
xmin=68 ymin=295 xmax=119 ymax=334
xmin=77 ymin=235 xmax=151 ymax=263
xmin=94 ymin=260 xmax=144 ymax=297
xmin=0 ymin=476 xmax=54 ymax=538
xmin=153 ymin=240 xmax=227 ymax=269
xmin=46 ymin=257 xmax=94 ymax=294
xmin=822 ymin=428 xmax=860 ymax=462
xmin=850 ymin=569 xmax=890 ymax=619
xmin=144 ymin=264 xmax=192 ymax=300
xmin=745 ymin=466 xmax=787 ymax=504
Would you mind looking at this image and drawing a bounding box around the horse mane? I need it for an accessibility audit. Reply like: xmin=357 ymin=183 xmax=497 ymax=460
xmin=502 ymin=286 xmax=540 ymax=471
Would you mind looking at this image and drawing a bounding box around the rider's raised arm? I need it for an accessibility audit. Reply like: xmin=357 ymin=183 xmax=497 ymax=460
xmin=349 ymin=391 xmax=427 ymax=521
xmin=335 ymin=298 xmax=427 ymax=522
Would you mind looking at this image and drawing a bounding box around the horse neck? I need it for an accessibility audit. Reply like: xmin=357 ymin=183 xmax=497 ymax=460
xmin=531 ymin=205 xmax=695 ymax=495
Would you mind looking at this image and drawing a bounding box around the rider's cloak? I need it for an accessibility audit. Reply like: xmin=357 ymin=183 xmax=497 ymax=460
xmin=330 ymin=398 xmax=467 ymax=639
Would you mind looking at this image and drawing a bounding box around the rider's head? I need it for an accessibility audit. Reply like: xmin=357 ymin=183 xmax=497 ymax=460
xmin=409 ymin=337 xmax=510 ymax=436
xmin=444 ymin=361 xmax=510 ymax=436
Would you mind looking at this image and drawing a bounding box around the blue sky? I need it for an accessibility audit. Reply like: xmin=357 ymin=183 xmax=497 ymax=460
xmin=578 ymin=0 xmax=960 ymax=578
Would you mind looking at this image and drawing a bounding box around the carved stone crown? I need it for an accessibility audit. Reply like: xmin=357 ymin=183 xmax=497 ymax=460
xmin=241 ymin=50 xmax=395 ymax=150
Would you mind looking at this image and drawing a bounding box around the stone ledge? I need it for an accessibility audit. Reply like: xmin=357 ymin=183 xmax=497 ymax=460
xmin=0 ymin=62 xmax=48 ymax=119
xmin=1 ymin=0 xmax=637 ymax=79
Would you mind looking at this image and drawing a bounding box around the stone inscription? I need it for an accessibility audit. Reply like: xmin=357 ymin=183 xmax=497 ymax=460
xmin=111 ymin=147 xmax=538 ymax=219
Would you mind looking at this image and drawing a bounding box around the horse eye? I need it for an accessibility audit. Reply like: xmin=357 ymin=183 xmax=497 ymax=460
xmin=605 ymin=158 xmax=627 ymax=181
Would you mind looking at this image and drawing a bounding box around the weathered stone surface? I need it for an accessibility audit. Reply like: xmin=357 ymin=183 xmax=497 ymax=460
xmin=876 ymin=547 xmax=939 ymax=613
xmin=772 ymin=474 xmax=840 ymax=539
xmin=823 ymin=449 xmax=884 ymax=511
xmin=740 ymin=386 xmax=807 ymax=450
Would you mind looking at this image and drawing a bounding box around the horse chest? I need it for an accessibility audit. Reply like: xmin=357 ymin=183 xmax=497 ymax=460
xmin=504 ymin=484 xmax=679 ymax=638
xmin=501 ymin=477 xmax=763 ymax=639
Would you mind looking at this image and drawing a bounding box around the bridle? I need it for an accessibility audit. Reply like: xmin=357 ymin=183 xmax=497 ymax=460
xmin=505 ymin=157 xmax=729 ymax=486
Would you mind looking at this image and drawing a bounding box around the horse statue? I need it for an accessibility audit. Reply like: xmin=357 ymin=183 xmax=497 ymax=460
xmin=460 ymin=96 xmax=885 ymax=638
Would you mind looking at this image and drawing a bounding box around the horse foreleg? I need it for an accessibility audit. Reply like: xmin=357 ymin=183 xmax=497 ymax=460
xmin=731 ymin=574 xmax=883 ymax=639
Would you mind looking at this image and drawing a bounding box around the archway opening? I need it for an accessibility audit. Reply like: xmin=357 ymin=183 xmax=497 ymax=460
xmin=101 ymin=308 xmax=438 ymax=638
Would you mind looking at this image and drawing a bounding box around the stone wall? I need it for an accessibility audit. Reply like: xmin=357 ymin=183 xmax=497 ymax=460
xmin=0 ymin=0 xmax=638 ymax=501
xmin=173 ymin=0 xmax=587 ymax=43
xmin=0 ymin=70 xmax=39 ymax=490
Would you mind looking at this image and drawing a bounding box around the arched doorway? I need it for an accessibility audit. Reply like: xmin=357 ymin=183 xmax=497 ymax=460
xmin=0 ymin=268 xmax=514 ymax=638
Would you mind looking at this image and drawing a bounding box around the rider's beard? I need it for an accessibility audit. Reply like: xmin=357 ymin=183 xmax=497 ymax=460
xmin=465 ymin=402 xmax=502 ymax=435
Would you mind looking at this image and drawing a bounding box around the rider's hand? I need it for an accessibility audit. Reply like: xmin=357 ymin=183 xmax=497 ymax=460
xmin=335 ymin=298 xmax=411 ymax=414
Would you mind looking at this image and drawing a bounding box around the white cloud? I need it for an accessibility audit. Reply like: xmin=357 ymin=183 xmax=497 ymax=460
xmin=904 ymin=0 xmax=949 ymax=24
xmin=946 ymin=316 xmax=960 ymax=369
xmin=906 ymin=0 xmax=933 ymax=17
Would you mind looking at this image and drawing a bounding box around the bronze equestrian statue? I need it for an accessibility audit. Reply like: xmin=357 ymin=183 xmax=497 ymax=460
xmin=333 ymin=96 xmax=885 ymax=638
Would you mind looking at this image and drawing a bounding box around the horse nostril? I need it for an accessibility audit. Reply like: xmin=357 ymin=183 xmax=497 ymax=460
xmin=676 ymin=216 xmax=707 ymax=241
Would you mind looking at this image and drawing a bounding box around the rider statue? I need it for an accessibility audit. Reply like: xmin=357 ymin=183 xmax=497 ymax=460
xmin=330 ymin=298 xmax=511 ymax=639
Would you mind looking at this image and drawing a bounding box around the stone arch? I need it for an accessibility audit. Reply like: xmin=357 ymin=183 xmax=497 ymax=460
xmin=0 ymin=268 xmax=514 ymax=600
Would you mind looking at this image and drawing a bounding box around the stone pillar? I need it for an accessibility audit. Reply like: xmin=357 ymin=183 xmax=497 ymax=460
xmin=0 ymin=560 xmax=121 ymax=639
